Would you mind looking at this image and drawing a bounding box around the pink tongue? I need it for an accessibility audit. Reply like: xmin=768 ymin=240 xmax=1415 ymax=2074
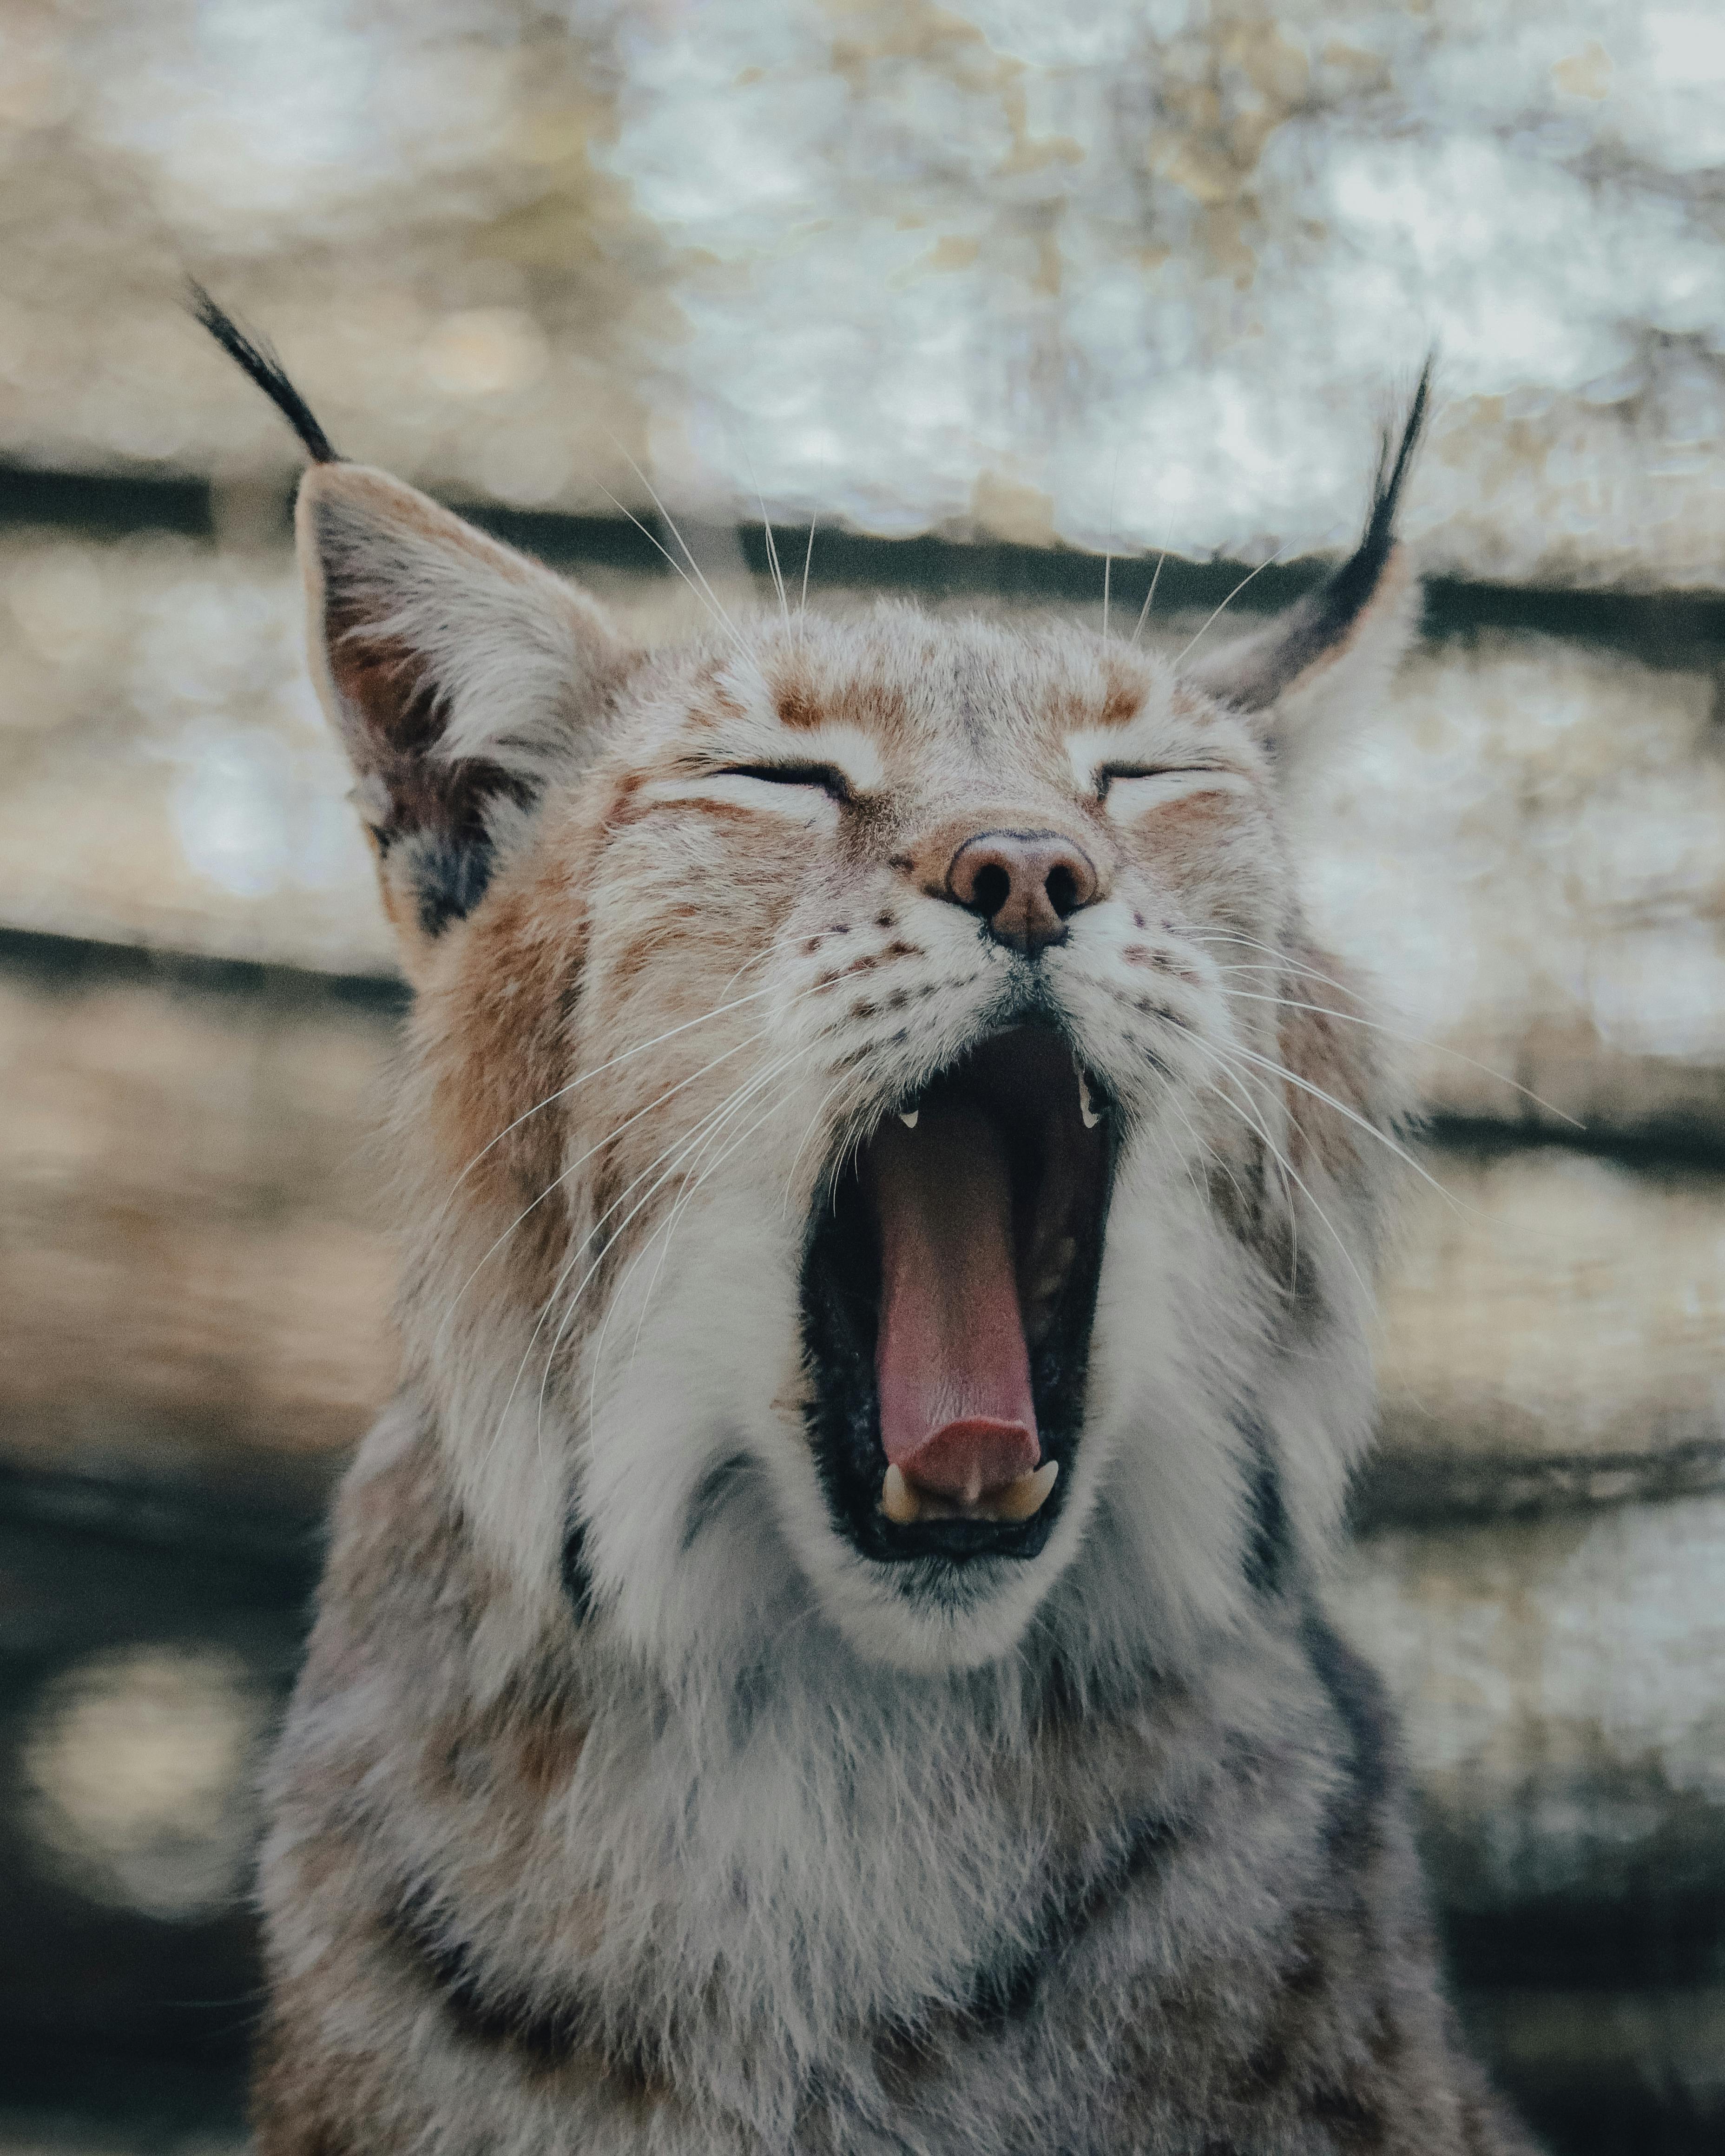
xmin=868 ymin=1103 xmax=1040 ymax=1502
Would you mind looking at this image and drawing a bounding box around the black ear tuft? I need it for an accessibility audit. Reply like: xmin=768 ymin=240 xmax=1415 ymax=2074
xmin=1189 ymin=357 xmax=1432 ymax=716
xmin=1314 ymin=354 xmax=1432 ymax=651
xmin=189 ymin=281 xmax=340 ymax=465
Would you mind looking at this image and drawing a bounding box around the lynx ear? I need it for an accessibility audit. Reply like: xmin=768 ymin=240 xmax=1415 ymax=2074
xmin=1188 ymin=365 xmax=1430 ymax=759
xmin=190 ymin=285 xmax=630 ymax=964
xmin=296 ymin=462 xmax=629 ymax=956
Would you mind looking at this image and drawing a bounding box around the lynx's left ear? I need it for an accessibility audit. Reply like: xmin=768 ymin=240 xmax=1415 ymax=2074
xmin=1189 ymin=364 xmax=1431 ymax=766
xmin=191 ymin=287 xmax=631 ymax=967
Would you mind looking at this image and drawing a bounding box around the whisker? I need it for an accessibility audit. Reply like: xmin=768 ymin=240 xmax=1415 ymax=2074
xmin=616 ymin=1058 xmax=813 ymax=1381
xmin=432 ymin=960 xmax=787 ymax=1220
xmin=597 ymin=484 xmax=741 ymax=650
xmin=747 ymin=449 xmax=790 ymax=631
xmin=1189 ymin=929 xmax=1585 ymax=1131
xmin=484 ymin=1040 xmax=818 ymax=1467
xmin=1198 ymin=1052 xmax=1366 ymax=1300
xmin=540 ymin=1034 xmax=819 ymax=1372
xmin=469 ymin=944 xmax=865 ymax=1460
xmin=612 ymin=443 xmax=745 ymax=647
xmin=799 ymin=515 xmax=817 ymax=620
xmin=1187 ymin=1045 xmax=1305 ymax=1291
xmin=1159 ymin=1085 xmax=1242 ymax=1216
xmin=570 ymin=1044 xmax=819 ymax=1423
xmin=1129 ymin=550 xmax=1166 ymax=648
xmin=431 ymin=1026 xmax=774 ymax=1352
xmin=1211 ymin=980 xmax=1586 ymax=1130
xmin=1196 ymin=1051 xmax=1304 ymax=1293
xmin=1173 ymin=543 xmax=1291 ymax=669
xmin=1203 ymin=1031 xmax=1465 ymax=1215
xmin=781 ymin=1063 xmax=870 ymax=1219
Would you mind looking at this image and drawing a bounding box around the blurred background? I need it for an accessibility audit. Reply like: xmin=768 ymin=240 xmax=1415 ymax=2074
xmin=2 ymin=1 xmax=1724 ymax=2149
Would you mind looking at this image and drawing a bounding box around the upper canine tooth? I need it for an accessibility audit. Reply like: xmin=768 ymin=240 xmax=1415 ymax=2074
xmin=881 ymin=1463 xmax=922 ymax=1524
xmin=899 ymin=1108 xmax=919 ymax=1129
xmin=992 ymin=1460 xmax=1060 ymax=1522
xmin=1079 ymin=1076 xmax=1100 ymax=1130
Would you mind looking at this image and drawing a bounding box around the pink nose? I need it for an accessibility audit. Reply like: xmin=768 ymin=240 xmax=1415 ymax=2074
xmin=945 ymin=829 xmax=1099 ymax=953
xmin=894 ymin=1415 xmax=1040 ymax=1504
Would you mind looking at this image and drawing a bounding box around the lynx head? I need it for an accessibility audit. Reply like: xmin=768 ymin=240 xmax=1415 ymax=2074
xmin=198 ymin=296 xmax=1425 ymax=1688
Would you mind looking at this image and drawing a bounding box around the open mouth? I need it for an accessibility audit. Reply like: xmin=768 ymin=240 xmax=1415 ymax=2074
xmin=799 ymin=1025 xmax=1115 ymax=1566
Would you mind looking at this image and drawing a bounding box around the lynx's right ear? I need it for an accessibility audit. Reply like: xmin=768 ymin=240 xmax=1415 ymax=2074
xmin=191 ymin=288 xmax=630 ymax=966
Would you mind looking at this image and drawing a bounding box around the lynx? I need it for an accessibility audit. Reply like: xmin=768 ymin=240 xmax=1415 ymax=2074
xmin=196 ymin=293 xmax=1535 ymax=2154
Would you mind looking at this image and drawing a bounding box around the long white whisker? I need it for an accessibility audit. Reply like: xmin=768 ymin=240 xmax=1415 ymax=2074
xmin=1173 ymin=544 xmax=1290 ymax=669
xmin=470 ymin=950 xmax=856 ymax=1464
xmin=1200 ymin=1053 xmax=1365 ymax=1300
xmin=597 ymin=484 xmax=739 ymax=648
xmin=1212 ymin=981 xmax=1586 ymax=1130
xmin=747 ymin=449 xmax=790 ymax=631
xmin=572 ymin=1044 xmax=818 ymax=1423
xmin=432 ymin=961 xmax=791 ymax=1219
xmin=1204 ymin=1031 xmax=1464 ymax=1215
xmin=1189 ymin=1047 xmax=1304 ymax=1293
xmin=613 ymin=445 xmax=745 ymax=646
xmin=781 ymin=1063 xmax=870 ymax=1219
xmin=1189 ymin=928 xmax=1585 ymax=1131
xmin=432 ymin=1025 xmax=775 ymax=1351
xmin=1130 ymin=550 xmax=1166 ymax=648
xmin=1159 ymin=1084 xmax=1241 ymax=1215
xmin=617 ymin=1058 xmax=813 ymax=1382
xmin=799 ymin=515 xmax=816 ymax=620
xmin=542 ymin=1033 xmax=819 ymax=1372
xmin=485 ymin=1039 xmax=817 ymax=1469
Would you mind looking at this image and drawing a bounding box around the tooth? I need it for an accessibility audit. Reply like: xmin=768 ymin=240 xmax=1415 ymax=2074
xmin=881 ymin=1463 xmax=922 ymax=1524
xmin=899 ymin=1108 xmax=919 ymax=1129
xmin=991 ymin=1460 xmax=1060 ymax=1522
xmin=1079 ymin=1076 xmax=1100 ymax=1130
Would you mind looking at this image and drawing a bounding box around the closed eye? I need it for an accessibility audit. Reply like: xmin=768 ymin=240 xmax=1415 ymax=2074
xmin=1099 ymin=764 xmax=1254 ymax=815
xmin=1098 ymin=763 xmax=1207 ymax=794
xmin=717 ymin=762 xmax=852 ymax=802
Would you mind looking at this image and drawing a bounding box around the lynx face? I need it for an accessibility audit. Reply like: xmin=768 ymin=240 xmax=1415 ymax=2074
xmin=269 ymin=378 xmax=1422 ymax=1685
xmin=531 ymin=615 xmax=1292 ymax=1676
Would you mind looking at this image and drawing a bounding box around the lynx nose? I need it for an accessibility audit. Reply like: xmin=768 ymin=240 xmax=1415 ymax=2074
xmin=945 ymin=829 xmax=1100 ymax=953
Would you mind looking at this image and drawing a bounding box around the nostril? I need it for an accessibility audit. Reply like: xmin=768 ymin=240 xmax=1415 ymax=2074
xmin=968 ymin=862 xmax=1012 ymax=920
xmin=1044 ymin=862 xmax=1080 ymax=919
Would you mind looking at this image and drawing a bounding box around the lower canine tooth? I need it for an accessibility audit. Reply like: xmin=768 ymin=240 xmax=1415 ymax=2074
xmin=992 ymin=1460 xmax=1060 ymax=1522
xmin=881 ymin=1463 xmax=922 ymax=1524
